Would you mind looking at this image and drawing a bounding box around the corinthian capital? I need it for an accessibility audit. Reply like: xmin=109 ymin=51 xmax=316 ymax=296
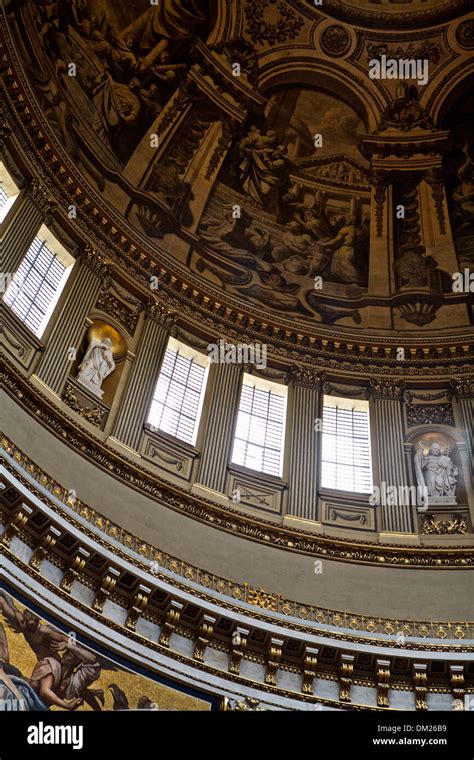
xmin=146 ymin=299 xmax=176 ymax=330
xmin=450 ymin=378 xmax=473 ymax=399
xmin=27 ymin=177 xmax=56 ymax=214
xmin=81 ymin=246 xmax=109 ymax=279
xmin=291 ymin=366 xmax=325 ymax=389
xmin=370 ymin=378 xmax=405 ymax=400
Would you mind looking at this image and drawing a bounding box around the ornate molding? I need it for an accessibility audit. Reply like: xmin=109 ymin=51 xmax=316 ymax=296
xmin=81 ymin=246 xmax=109 ymax=280
xmin=96 ymin=286 xmax=141 ymax=336
xmin=62 ymin=380 xmax=107 ymax=428
xmin=245 ymin=0 xmax=304 ymax=45
xmin=146 ymin=300 xmax=177 ymax=330
xmin=2 ymin=445 xmax=474 ymax=651
xmin=456 ymin=19 xmax=474 ymax=49
xmin=450 ymin=379 xmax=474 ymax=399
xmin=406 ymin=403 xmax=455 ymax=427
xmin=291 ymin=367 xmax=325 ymax=389
xmin=425 ymin=169 xmax=447 ymax=236
xmin=323 ymin=382 xmax=370 ymax=400
xmin=422 ymin=514 xmax=469 ymax=536
xmin=370 ymin=379 xmax=405 ymax=400
xmin=2 ymin=365 xmax=474 ymax=575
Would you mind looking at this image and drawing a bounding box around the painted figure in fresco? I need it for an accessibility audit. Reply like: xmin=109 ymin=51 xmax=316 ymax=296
xmin=289 ymin=190 xmax=332 ymax=241
xmin=118 ymin=0 xmax=208 ymax=69
xmin=30 ymin=639 xmax=101 ymax=711
xmin=414 ymin=442 xmax=458 ymax=500
xmin=238 ymin=128 xmax=289 ymax=213
xmin=452 ymin=146 xmax=474 ymax=226
xmin=76 ymin=337 xmax=115 ymax=399
xmin=318 ymin=216 xmax=366 ymax=284
xmin=0 ymin=591 xmax=71 ymax=661
xmin=0 ymin=624 xmax=48 ymax=711
xmin=92 ymin=74 xmax=142 ymax=159
xmin=84 ymin=15 xmax=137 ymax=80
xmin=0 ymin=594 xmax=107 ymax=711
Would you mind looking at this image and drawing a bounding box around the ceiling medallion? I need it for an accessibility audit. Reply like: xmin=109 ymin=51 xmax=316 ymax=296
xmin=319 ymin=24 xmax=352 ymax=58
xmin=456 ymin=19 xmax=474 ymax=49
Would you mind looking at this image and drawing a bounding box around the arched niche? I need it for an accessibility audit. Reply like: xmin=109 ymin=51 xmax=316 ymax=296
xmin=256 ymin=55 xmax=383 ymax=134
xmin=404 ymin=427 xmax=468 ymax=509
xmin=437 ymin=83 xmax=474 ymax=263
xmin=72 ymin=318 xmax=128 ymax=407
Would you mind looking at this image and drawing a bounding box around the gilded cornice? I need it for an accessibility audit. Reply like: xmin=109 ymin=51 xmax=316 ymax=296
xmin=1 ymin=459 xmax=473 ymax=651
xmin=0 ymin=17 xmax=473 ymax=379
xmin=299 ymin=0 xmax=472 ymax=30
xmin=7 ymin=554 xmax=466 ymax=710
xmin=2 ymin=360 xmax=473 ymax=574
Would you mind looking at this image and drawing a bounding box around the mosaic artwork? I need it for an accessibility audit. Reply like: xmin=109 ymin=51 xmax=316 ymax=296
xmin=0 ymin=590 xmax=211 ymax=711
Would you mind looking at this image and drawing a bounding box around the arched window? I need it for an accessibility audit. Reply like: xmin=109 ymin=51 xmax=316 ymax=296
xmin=147 ymin=337 xmax=210 ymax=445
xmin=0 ymin=161 xmax=20 ymax=223
xmin=232 ymin=374 xmax=287 ymax=477
xmin=321 ymin=395 xmax=373 ymax=493
xmin=2 ymin=224 xmax=74 ymax=338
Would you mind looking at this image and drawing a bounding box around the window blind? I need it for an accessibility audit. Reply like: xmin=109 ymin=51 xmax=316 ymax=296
xmin=321 ymin=396 xmax=372 ymax=493
xmin=232 ymin=376 xmax=287 ymax=477
xmin=3 ymin=236 xmax=69 ymax=336
xmin=147 ymin=343 xmax=209 ymax=445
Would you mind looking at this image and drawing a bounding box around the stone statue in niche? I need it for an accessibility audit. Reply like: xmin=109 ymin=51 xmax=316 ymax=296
xmin=414 ymin=441 xmax=458 ymax=504
xmin=76 ymin=338 xmax=115 ymax=399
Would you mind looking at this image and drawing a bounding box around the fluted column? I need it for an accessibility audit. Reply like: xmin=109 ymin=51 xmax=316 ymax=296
xmin=35 ymin=249 xmax=107 ymax=394
xmin=111 ymin=304 xmax=173 ymax=451
xmin=371 ymin=379 xmax=415 ymax=533
xmin=197 ymin=363 xmax=243 ymax=493
xmin=2 ymin=180 xmax=51 ymax=274
xmin=287 ymin=368 xmax=323 ymax=520
xmin=451 ymin=379 xmax=473 ymax=457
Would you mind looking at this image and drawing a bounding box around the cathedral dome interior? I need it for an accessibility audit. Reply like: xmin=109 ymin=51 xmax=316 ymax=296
xmin=0 ymin=0 xmax=473 ymax=730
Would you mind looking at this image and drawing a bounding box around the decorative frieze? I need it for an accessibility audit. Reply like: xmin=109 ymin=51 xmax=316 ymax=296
xmin=422 ymin=513 xmax=468 ymax=535
xmin=370 ymin=378 xmax=405 ymax=400
xmin=406 ymin=403 xmax=455 ymax=427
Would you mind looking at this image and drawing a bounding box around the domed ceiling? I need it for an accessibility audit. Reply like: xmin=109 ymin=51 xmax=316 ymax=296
xmin=4 ymin=0 xmax=474 ymax=335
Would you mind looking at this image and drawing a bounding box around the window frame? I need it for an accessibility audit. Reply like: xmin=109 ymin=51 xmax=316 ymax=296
xmin=2 ymin=224 xmax=74 ymax=338
xmin=146 ymin=337 xmax=210 ymax=447
xmin=0 ymin=161 xmax=20 ymax=224
xmin=320 ymin=394 xmax=373 ymax=495
xmin=231 ymin=373 xmax=288 ymax=478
